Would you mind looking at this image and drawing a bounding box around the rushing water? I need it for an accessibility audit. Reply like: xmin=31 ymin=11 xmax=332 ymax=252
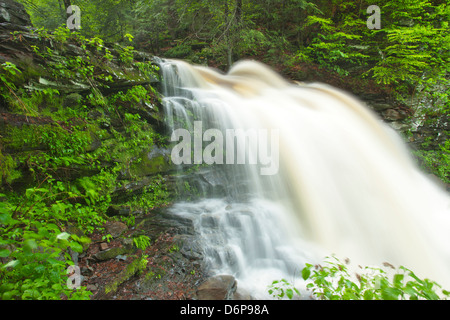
xmin=156 ymin=58 xmax=450 ymax=298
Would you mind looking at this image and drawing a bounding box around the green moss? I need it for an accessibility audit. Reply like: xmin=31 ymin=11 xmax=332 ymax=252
xmin=3 ymin=123 xmax=92 ymax=156
xmin=0 ymin=149 xmax=22 ymax=185
xmin=3 ymin=124 xmax=47 ymax=151
xmin=129 ymin=153 xmax=173 ymax=178
xmin=104 ymin=256 xmax=148 ymax=294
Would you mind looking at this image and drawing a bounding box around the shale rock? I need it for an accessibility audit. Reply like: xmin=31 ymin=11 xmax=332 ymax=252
xmin=93 ymin=238 xmax=134 ymax=261
xmin=104 ymin=221 xmax=128 ymax=239
xmin=0 ymin=0 xmax=31 ymax=27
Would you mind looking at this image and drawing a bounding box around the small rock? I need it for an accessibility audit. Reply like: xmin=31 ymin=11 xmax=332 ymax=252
xmin=100 ymin=242 xmax=109 ymax=251
xmin=106 ymin=205 xmax=132 ymax=217
xmin=93 ymin=246 xmax=133 ymax=261
xmin=196 ymin=275 xmax=237 ymax=300
xmin=81 ymin=265 xmax=94 ymax=276
xmin=70 ymin=250 xmax=79 ymax=265
xmin=86 ymin=284 xmax=98 ymax=292
xmin=233 ymin=287 xmax=253 ymax=300
xmin=382 ymin=109 xmax=405 ymax=121
xmin=369 ymin=102 xmax=391 ymax=112
xmin=122 ymin=237 xmax=134 ymax=250
xmin=105 ymin=221 xmax=128 ymax=238
xmin=115 ymin=254 xmax=127 ymax=261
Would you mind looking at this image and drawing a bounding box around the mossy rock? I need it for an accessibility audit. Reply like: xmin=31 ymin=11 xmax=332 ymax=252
xmin=129 ymin=147 xmax=174 ymax=178
xmin=101 ymin=256 xmax=148 ymax=297
xmin=93 ymin=244 xmax=135 ymax=261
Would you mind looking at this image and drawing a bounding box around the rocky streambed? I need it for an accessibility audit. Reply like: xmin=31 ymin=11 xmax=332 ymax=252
xmin=75 ymin=203 xmax=252 ymax=300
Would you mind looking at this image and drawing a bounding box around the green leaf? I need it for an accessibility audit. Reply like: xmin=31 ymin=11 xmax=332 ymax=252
xmin=393 ymin=273 xmax=404 ymax=288
xmin=69 ymin=241 xmax=83 ymax=253
xmin=56 ymin=232 xmax=71 ymax=240
xmin=0 ymin=248 xmax=10 ymax=258
xmin=0 ymin=212 xmax=16 ymax=225
xmin=0 ymin=283 xmax=14 ymax=293
xmin=2 ymin=259 xmax=19 ymax=269
xmin=2 ymin=290 xmax=18 ymax=300
xmin=363 ymin=290 xmax=374 ymax=300
xmin=23 ymin=239 xmax=38 ymax=254
xmin=286 ymin=288 xmax=294 ymax=300
xmin=381 ymin=287 xmax=402 ymax=300
xmin=404 ymin=282 xmax=419 ymax=297
xmin=302 ymin=267 xmax=311 ymax=280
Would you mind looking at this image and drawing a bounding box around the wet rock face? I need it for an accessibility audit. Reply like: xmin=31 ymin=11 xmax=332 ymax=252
xmin=0 ymin=0 xmax=32 ymax=27
xmin=0 ymin=0 xmax=34 ymax=64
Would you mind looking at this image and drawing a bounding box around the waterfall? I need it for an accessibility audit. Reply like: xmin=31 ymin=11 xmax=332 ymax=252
xmin=156 ymin=58 xmax=450 ymax=298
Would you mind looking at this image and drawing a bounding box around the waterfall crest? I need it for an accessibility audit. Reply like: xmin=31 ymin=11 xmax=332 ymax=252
xmin=157 ymin=58 xmax=450 ymax=297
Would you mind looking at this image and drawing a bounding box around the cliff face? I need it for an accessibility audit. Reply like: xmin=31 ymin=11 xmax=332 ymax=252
xmin=0 ymin=0 xmax=170 ymax=187
xmin=0 ymin=0 xmax=31 ymax=27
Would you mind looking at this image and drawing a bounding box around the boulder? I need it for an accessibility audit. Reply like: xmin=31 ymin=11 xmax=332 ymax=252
xmin=233 ymin=287 xmax=253 ymax=300
xmin=0 ymin=0 xmax=32 ymax=27
xmin=104 ymin=221 xmax=128 ymax=238
xmin=127 ymin=146 xmax=174 ymax=178
xmin=106 ymin=205 xmax=133 ymax=217
xmin=382 ymin=108 xmax=406 ymax=121
xmin=196 ymin=275 xmax=237 ymax=300
xmin=93 ymin=239 xmax=134 ymax=261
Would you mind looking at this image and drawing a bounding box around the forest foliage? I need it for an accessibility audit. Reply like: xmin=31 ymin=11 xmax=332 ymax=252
xmin=0 ymin=24 xmax=169 ymax=299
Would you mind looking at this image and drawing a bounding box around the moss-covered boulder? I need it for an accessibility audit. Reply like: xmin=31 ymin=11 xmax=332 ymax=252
xmin=128 ymin=147 xmax=174 ymax=178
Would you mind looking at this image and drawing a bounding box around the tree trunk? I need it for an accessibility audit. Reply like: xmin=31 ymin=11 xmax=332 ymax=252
xmin=61 ymin=0 xmax=71 ymax=20
xmin=235 ymin=0 xmax=242 ymax=24
xmin=62 ymin=0 xmax=71 ymax=12
xmin=225 ymin=0 xmax=232 ymax=70
xmin=167 ymin=0 xmax=178 ymax=39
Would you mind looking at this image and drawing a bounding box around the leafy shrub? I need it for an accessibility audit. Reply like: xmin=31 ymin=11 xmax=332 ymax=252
xmin=0 ymin=192 xmax=92 ymax=300
xmin=413 ymin=138 xmax=450 ymax=184
xmin=164 ymin=44 xmax=193 ymax=59
xmin=268 ymin=256 xmax=450 ymax=300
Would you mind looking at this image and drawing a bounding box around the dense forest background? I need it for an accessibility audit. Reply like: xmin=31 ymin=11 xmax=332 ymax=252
xmin=19 ymin=0 xmax=450 ymax=89
xmin=0 ymin=0 xmax=449 ymax=300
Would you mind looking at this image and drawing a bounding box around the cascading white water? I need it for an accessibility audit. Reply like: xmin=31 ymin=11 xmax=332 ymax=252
xmin=157 ymin=58 xmax=450 ymax=298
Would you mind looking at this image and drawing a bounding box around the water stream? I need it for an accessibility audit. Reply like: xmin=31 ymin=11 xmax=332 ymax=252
xmin=156 ymin=58 xmax=450 ymax=298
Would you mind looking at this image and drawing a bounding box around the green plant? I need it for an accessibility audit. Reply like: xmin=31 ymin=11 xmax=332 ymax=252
xmin=102 ymin=234 xmax=113 ymax=243
xmin=134 ymin=61 xmax=160 ymax=82
xmin=270 ymin=256 xmax=450 ymax=300
xmin=302 ymin=15 xmax=369 ymax=76
xmin=0 ymin=62 xmax=32 ymax=113
xmin=116 ymin=45 xmax=135 ymax=65
xmin=268 ymin=279 xmax=300 ymax=300
xmin=413 ymin=138 xmax=450 ymax=184
xmin=124 ymin=33 xmax=134 ymax=43
xmin=0 ymin=193 xmax=92 ymax=300
xmin=120 ymin=214 xmax=135 ymax=227
xmin=53 ymin=25 xmax=72 ymax=44
xmin=132 ymin=235 xmax=151 ymax=251
xmin=168 ymin=244 xmax=180 ymax=253
xmin=124 ymin=175 xmax=171 ymax=211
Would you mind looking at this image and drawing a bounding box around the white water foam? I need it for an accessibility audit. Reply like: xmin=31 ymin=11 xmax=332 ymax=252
xmin=158 ymin=58 xmax=450 ymax=297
